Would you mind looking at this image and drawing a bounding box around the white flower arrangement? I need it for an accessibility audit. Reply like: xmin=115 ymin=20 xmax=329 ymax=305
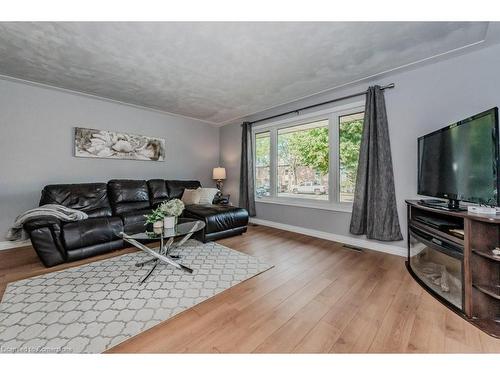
xmin=159 ymin=199 xmax=185 ymax=217
xmin=144 ymin=199 xmax=185 ymax=225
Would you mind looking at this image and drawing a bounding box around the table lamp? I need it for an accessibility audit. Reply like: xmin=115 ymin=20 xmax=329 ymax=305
xmin=212 ymin=167 xmax=226 ymax=192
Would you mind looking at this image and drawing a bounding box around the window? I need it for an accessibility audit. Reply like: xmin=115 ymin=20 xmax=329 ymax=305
xmin=277 ymin=119 xmax=329 ymax=200
xmin=339 ymin=112 xmax=363 ymax=203
xmin=255 ymin=131 xmax=271 ymax=198
xmin=253 ymin=103 xmax=364 ymax=210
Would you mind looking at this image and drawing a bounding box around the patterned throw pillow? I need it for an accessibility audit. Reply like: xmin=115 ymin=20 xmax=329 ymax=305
xmin=198 ymin=188 xmax=219 ymax=205
xmin=181 ymin=188 xmax=202 ymax=205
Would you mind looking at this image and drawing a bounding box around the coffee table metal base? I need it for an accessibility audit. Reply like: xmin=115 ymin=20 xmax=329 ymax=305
xmin=121 ymin=231 xmax=194 ymax=284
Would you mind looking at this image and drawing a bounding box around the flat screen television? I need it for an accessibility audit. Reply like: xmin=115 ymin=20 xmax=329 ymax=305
xmin=417 ymin=107 xmax=499 ymax=209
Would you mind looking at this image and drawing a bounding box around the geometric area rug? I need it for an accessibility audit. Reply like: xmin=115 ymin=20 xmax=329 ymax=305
xmin=0 ymin=240 xmax=272 ymax=353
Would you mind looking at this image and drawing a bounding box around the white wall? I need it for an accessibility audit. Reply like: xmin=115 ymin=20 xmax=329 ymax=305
xmin=0 ymin=78 xmax=220 ymax=240
xmin=220 ymin=43 xmax=500 ymax=249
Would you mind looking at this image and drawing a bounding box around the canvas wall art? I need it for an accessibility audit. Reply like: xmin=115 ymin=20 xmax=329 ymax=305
xmin=74 ymin=127 xmax=165 ymax=161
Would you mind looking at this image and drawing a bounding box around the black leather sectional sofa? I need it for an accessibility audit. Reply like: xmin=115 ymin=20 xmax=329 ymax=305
xmin=23 ymin=179 xmax=249 ymax=267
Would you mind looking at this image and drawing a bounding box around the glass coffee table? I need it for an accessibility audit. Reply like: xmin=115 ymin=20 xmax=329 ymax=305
xmin=120 ymin=218 xmax=205 ymax=284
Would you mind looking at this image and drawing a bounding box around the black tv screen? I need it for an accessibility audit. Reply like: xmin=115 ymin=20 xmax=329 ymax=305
xmin=418 ymin=108 xmax=499 ymax=206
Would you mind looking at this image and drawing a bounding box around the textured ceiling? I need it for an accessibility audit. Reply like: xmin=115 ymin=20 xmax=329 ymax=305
xmin=0 ymin=22 xmax=489 ymax=125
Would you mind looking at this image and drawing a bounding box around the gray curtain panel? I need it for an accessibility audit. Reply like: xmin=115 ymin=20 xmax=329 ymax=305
xmin=239 ymin=122 xmax=256 ymax=216
xmin=349 ymin=86 xmax=403 ymax=241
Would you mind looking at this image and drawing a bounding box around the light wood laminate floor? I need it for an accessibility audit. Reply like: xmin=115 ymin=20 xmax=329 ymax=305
xmin=1 ymin=224 xmax=499 ymax=353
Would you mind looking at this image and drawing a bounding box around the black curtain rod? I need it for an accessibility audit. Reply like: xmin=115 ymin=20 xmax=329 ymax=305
xmin=249 ymin=83 xmax=395 ymax=125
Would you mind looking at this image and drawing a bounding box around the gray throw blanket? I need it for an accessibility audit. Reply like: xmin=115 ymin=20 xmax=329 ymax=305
xmin=7 ymin=204 xmax=88 ymax=241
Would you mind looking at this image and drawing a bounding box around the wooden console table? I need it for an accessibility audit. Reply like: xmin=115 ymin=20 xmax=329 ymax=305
xmin=406 ymin=200 xmax=500 ymax=338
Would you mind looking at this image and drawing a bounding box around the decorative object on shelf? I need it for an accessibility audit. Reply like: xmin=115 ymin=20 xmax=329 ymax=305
xmin=467 ymin=205 xmax=498 ymax=215
xmin=74 ymin=127 xmax=165 ymax=161
xmin=160 ymin=199 xmax=185 ymax=229
xmin=212 ymin=167 xmax=226 ymax=195
xmin=492 ymin=247 xmax=500 ymax=256
xmin=449 ymin=228 xmax=465 ymax=239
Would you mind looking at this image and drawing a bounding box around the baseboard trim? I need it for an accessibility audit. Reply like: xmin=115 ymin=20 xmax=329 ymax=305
xmin=249 ymin=218 xmax=406 ymax=257
xmin=0 ymin=239 xmax=32 ymax=251
xmin=0 ymin=221 xmax=407 ymax=256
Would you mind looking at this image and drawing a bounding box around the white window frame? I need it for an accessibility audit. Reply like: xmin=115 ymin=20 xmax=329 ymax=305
xmin=252 ymin=100 xmax=365 ymax=213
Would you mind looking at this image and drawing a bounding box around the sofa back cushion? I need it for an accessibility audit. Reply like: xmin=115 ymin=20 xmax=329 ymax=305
xmin=166 ymin=180 xmax=202 ymax=200
xmin=40 ymin=183 xmax=112 ymax=218
xmin=181 ymin=188 xmax=202 ymax=205
xmin=199 ymin=187 xmax=219 ymax=205
xmin=108 ymin=179 xmax=151 ymax=215
xmin=147 ymin=179 xmax=169 ymax=207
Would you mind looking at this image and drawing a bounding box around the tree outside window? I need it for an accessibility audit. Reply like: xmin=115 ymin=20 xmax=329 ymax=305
xmin=339 ymin=112 xmax=364 ymax=202
xmin=253 ymin=107 xmax=364 ymax=205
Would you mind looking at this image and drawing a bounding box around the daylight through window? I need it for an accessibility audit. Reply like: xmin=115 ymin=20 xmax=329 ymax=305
xmin=253 ymin=105 xmax=364 ymax=208
xmin=277 ymin=120 xmax=329 ymax=200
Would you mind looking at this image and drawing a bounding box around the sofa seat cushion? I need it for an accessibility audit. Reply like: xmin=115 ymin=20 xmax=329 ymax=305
xmin=183 ymin=205 xmax=249 ymax=234
xmin=66 ymin=239 xmax=124 ymax=262
xmin=62 ymin=217 xmax=123 ymax=251
xmin=119 ymin=208 xmax=152 ymax=234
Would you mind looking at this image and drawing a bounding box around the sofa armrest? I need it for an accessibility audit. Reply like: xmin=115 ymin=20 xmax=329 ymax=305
xmin=23 ymin=216 xmax=62 ymax=231
xmin=183 ymin=205 xmax=249 ymax=243
xmin=23 ymin=216 xmax=66 ymax=267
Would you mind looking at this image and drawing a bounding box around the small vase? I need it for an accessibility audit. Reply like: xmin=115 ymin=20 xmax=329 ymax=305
xmin=153 ymin=220 xmax=163 ymax=234
xmin=163 ymin=216 xmax=177 ymax=229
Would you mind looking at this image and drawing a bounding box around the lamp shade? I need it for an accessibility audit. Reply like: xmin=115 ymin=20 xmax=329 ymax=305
xmin=212 ymin=167 xmax=226 ymax=180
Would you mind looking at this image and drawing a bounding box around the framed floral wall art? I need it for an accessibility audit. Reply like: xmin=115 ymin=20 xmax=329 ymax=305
xmin=74 ymin=127 xmax=165 ymax=161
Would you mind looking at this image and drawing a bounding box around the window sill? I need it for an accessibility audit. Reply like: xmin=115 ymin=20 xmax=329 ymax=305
xmin=255 ymin=197 xmax=353 ymax=213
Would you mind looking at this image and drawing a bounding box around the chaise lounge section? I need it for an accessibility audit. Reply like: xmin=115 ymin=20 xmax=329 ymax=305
xmin=24 ymin=179 xmax=249 ymax=267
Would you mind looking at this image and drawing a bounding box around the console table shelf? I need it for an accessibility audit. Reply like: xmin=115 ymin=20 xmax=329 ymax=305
xmin=406 ymin=200 xmax=500 ymax=338
xmin=473 ymin=284 xmax=500 ymax=300
xmin=472 ymin=249 xmax=500 ymax=262
xmin=471 ymin=319 xmax=500 ymax=336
